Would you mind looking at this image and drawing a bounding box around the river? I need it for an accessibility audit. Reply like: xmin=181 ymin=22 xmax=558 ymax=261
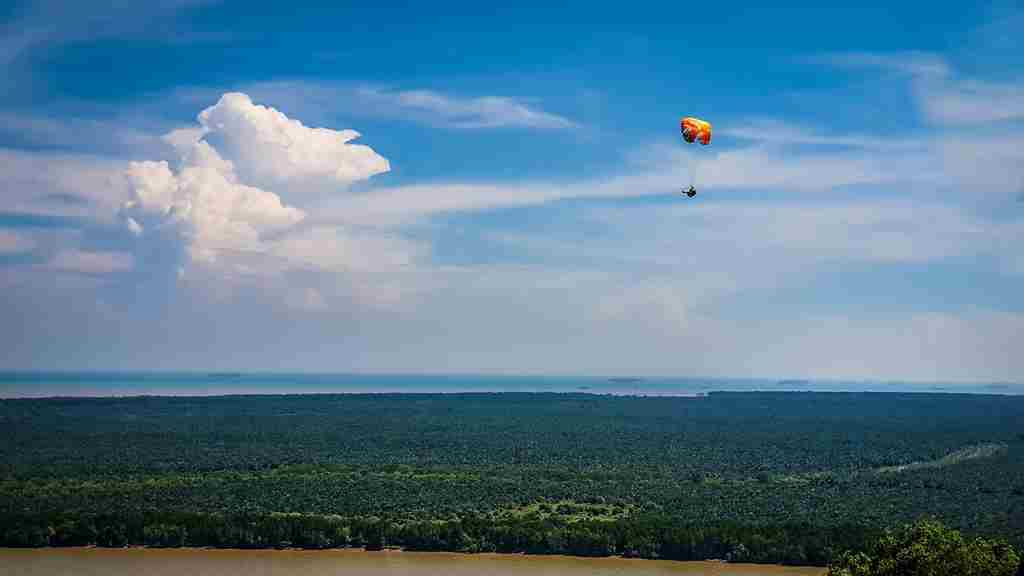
xmin=0 ymin=548 xmax=826 ymax=575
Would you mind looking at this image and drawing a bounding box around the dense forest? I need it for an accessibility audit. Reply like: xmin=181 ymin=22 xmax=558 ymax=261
xmin=1 ymin=392 xmax=1022 ymax=568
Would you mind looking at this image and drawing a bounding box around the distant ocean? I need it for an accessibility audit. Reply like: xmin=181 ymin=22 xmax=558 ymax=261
xmin=0 ymin=372 xmax=1020 ymax=398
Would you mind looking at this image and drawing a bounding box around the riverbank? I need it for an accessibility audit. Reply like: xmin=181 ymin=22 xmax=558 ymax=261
xmin=0 ymin=547 xmax=827 ymax=575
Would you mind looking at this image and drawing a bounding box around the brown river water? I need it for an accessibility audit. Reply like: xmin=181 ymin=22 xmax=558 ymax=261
xmin=0 ymin=548 xmax=826 ymax=576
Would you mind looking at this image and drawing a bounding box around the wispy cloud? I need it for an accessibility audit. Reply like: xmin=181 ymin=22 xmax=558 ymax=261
xmin=0 ymin=111 xmax=165 ymax=154
xmin=0 ymin=0 xmax=217 ymax=68
xmin=809 ymin=51 xmax=1024 ymax=197
xmin=354 ymin=87 xmax=578 ymax=130
xmin=470 ymin=198 xmax=1024 ymax=338
xmin=921 ymin=79 xmax=1024 ymax=125
xmin=315 ymin=142 xmax=943 ymax=226
xmin=0 ymin=148 xmax=131 ymax=221
xmin=0 ymin=230 xmax=35 ymax=254
xmin=812 ymin=51 xmax=951 ymax=79
xmin=936 ymin=134 xmax=1024 ymax=196
xmin=0 ymin=27 xmax=47 ymax=69
xmin=231 ymin=81 xmax=578 ymax=131
xmin=46 ymin=249 xmax=134 ymax=274
xmin=719 ymin=118 xmax=927 ymax=151
xmin=816 ymin=50 xmax=1024 ymax=126
xmin=586 ymin=199 xmax=1021 ymax=276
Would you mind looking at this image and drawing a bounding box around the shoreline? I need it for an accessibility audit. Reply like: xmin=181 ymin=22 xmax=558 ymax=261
xmin=0 ymin=543 xmax=779 ymax=560
xmin=0 ymin=546 xmax=828 ymax=573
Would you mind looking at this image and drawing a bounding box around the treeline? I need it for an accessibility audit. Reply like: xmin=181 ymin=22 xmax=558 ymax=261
xmin=0 ymin=510 xmax=880 ymax=565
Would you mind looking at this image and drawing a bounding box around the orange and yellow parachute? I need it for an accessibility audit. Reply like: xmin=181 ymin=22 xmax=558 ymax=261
xmin=680 ymin=117 xmax=712 ymax=145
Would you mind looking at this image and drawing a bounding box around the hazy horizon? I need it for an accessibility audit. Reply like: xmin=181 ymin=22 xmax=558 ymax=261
xmin=2 ymin=371 xmax=1021 ymax=399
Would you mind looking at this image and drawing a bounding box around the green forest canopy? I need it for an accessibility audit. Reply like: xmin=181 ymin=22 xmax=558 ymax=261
xmin=1 ymin=392 xmax=1022 ymax=567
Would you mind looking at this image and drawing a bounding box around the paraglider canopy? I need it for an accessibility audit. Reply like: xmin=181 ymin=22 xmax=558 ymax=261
xmin=680 ymin=117 xmax=712 ymax=145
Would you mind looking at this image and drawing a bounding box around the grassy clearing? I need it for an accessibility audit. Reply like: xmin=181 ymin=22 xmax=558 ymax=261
xmin=494 ymin=499 xmax=635 ymax=522
xmin=876 ymin=443 xmax=1007 ymax=474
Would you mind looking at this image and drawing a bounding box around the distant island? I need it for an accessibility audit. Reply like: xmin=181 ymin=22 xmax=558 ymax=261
xmin=607 ymin=377 xmax=644 ymax=383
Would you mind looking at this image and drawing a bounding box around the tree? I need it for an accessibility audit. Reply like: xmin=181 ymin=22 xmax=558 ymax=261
xmin=828 ymin=518 xmax=1020 ymax=576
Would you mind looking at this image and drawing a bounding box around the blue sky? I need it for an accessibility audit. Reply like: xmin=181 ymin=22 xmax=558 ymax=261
xmin=1 ymin=0 xmax=1022 ymax=381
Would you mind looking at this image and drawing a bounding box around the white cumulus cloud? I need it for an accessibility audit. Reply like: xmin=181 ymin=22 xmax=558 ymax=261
xmin=194 ymin=92 xmax=390 ymax=188
xmin=120 ymin=92 xmax=406 ymax=303
xmin=123 ymin=139 xmax=305 ymax=266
